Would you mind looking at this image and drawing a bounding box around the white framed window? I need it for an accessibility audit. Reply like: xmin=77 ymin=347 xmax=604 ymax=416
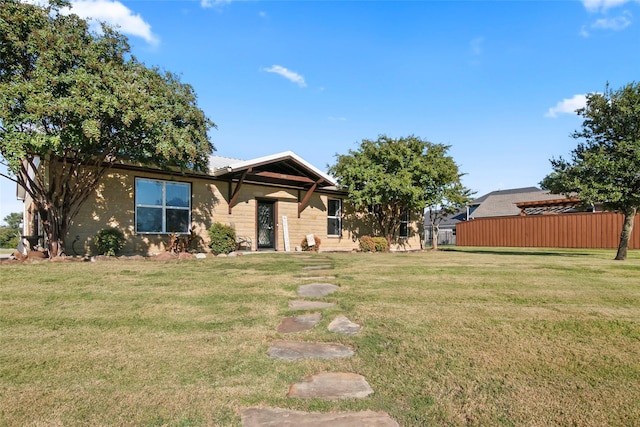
xmin=135 ymin=178 xmax=191 ymax=234
xmin=399 ymin=208 xmax=410 ymax=238
xmin=327 ymin=198 xmax=342 ymax=236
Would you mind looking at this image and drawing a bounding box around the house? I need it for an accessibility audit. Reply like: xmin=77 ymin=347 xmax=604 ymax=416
xmin=21 ymin=151 xmax=424 ymax=255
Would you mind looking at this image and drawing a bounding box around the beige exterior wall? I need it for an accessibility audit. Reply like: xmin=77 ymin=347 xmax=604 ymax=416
xmin=65 ymin=169 xmax=353 ymax=255
xmin=64 ymin=167 xmax=423 ymax=256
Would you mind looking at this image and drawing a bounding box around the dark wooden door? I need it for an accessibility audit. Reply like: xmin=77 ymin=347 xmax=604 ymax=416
xmin=257 ymin=200 xmax=276 ymax=249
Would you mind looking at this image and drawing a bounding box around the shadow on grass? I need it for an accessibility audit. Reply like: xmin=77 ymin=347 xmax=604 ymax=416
xmin=442 ymin=246 xmax=600 ymax=257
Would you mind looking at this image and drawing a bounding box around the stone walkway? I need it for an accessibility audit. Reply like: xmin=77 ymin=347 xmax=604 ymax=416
xmin=240 ymin=255 xmax=399 ymax=426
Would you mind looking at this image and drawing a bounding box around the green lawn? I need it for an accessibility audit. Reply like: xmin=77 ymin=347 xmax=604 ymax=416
xmin=1 ymin=248 xmax=639 ymax=426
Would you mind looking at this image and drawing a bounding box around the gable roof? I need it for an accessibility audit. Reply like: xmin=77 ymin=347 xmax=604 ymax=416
xmin=209 ymin=151 xmax=337 ymax=189
xmin=469 ymin=187 xmax=555 ymax=218
xmin=437 ymin=187 xmax=564 ymax=226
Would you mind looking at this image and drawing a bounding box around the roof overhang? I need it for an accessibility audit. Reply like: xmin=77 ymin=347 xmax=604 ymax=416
xmin=210 ymin=151 xmax=336 ymax=189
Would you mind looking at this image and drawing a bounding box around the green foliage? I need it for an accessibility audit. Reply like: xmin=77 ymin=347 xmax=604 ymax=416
xmin=373 ymin=236 xmax=389 ymax=252
xmin=541 ymin=81 xmax=640 ymax=260
xmin=208 ymin=223 xmax=236 ymax=255
xmin=0 ymin=226 xmax=20 ymax=249
xmin=0 ymin=1 xmax=215 ymax=256
xmin=94 ymin=227 xmax=125 ymax=256
xmin=0 ymin=212 xmax=22 ymax=248
xmin=329 ymin=135 xmax=470 ymax=243
xmin=359 ymin=235 xmax=376 ymax=252
xmin=3 ymin=212 xmax=23 ymax=229
xmin=300 ymin=235 xmax=321 ymax=252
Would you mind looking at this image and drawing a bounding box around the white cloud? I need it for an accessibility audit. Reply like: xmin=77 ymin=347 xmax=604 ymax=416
xmin=580 ymin=11 xmax=632 ymax=36
xmin=65 ymin=0 xmax=159 ymax=46
xmin=262 ymin=65 xmax=307 ymax=88
xmin=470 ymin=37 xmax=484 ymax=56
xmin=545 ymin=94 xmax=587 ymax=118
xmin=201 ymin=0 xmax=232 ymax=9
xmin=581 ymin=0 xmax=636 ymax=13
xmin=592 ymin=14 xmax=632 ymax=30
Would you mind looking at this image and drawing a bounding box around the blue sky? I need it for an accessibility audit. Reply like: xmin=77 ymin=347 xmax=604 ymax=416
xmin=2 ymin=0 xmax=640 ymax=224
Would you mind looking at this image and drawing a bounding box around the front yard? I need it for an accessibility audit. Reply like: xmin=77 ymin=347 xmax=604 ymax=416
xmin=1 ymin=248 xmax=639 ymax=426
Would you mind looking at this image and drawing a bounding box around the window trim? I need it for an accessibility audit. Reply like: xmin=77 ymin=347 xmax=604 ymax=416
xmin=327 ymin=198 xmax=342 ymax=237
xmin=135 ymin=177 xmax=191 ymax=235
xmin=399 ymin=208 xmax=410 ymax=238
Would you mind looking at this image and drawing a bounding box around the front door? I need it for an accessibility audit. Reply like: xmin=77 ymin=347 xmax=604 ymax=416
xmin=257 ymin=200 xmax=276 ymax=249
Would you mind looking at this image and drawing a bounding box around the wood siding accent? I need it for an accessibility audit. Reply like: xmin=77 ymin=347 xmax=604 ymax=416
xmin=456 ymin=212 xmax=640 ymax=249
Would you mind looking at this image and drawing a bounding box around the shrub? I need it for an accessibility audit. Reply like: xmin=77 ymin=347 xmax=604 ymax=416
xmin=208 ymin=223 xmax=236 ymax=255
xmin=373 ymin=236 xmax=389 ymax=252
xmin=359 ymin=235 xmax=375 ymax=252
xmin=94 ymin=227 xmax=126 ymax=256
xmin=301 ymin=235 xmax=321 ymax=252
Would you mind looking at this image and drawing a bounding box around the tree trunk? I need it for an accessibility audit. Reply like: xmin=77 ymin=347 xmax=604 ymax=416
xmin=39 ymin=205 xmax=66 ymax=257
xmin=615 ymin=207 xmax=637 ymax=261
xmin=431 ymin=223 xmax=439 ymax=251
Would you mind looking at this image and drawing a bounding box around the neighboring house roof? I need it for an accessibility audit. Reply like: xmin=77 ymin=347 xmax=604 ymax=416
xmin=469 ymin=187 xmax=556 ymax=218
xmin=434 ymin=187 xmax=565 ymax=227
xmin=210 ymin=151 xmax=337 ymax=188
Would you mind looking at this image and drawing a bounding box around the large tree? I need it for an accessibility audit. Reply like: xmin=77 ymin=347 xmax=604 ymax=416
xmin=329 ymin=135 xmax=470 ymax=246
xmin=0 ymin=0 xmax=215 ymax=256
xmin=541 ymin=82 xmax=640 ymax=260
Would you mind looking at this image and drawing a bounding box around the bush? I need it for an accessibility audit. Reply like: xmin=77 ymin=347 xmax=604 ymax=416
xmin=373 ymin=236 xmax=389 ymax=252
xmin=94 ymin=227 xmax=126 ymax=256
xmin=359 ymin=235 xmax=375 ymax=252
xmin=208 ymin=223 xmax=236 ymax=255
xmin=301 ymin=235 xmax=321 ymax=252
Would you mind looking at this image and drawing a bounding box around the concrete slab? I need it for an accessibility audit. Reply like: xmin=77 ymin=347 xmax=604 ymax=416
xmin=328 ymin=315 xmax=362 ymax=335
xmin=240 ymin=407 xmax=399 ymax=427
xmin=277 ymin=313 xmax=322 ymax=333
xmin=287 ymin=372 xmax=374 ymax=400
xmin=297 ymin=283 xmax=339 ymax=298
xmin=267 ymin=341 xmax=354 ymax=361
xmin=289 ymin=300 xmax=336 ymax=310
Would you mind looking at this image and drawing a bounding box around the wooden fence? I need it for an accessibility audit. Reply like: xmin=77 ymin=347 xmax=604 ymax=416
xmin=456 ymin=212 xmax=640 ymax=249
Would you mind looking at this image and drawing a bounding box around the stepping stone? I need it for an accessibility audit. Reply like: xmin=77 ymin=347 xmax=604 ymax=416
xmin=277 ymin=313 xmax=322 ymax=333
xmin=302 ymin=265 xmax=332 ymax=271
xmin=287 ymin=372 xmax=374 ymax=400
xmin=267 ymin=341 xmax=354 ymax=360
xmin=289 ymin=300 xmax=336 ymax=310
xmin=298 ymin=283 xmax=339 ymax=298
xmin=241 ymin=407 xmax=399 ymax=427
xmin=328 ymin=315 xmax=362 ymax=336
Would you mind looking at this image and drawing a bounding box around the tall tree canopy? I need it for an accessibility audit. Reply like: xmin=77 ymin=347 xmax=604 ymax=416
xmin=329 ymin=135 xmax=470 ymax=246
xmin=541 ymin=82 xmax=640 ymax=260
xmin=0 ymin=0 xmax=215 ymax=256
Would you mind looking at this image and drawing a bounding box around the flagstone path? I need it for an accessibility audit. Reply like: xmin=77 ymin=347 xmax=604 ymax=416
xmin=297 ymin=283 xmax=339 ymax=298
xmin=276 ymin=313 xmax=322 ymax=333
xmin=240 ymin=255 xmax=398 ymax=426
xmin=240 ymin=407 xmax=399 ymax=427
xmin=287 ymin=372 xmax=374 ymax=400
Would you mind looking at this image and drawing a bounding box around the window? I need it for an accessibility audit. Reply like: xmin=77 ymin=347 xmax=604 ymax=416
xmin=399 ymin=208 xmax=410 ymax=238
xmin=327 ymin=198 xmax=342 ymax=236
xmin=135 ymin=178 xmax=191 ymax=234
